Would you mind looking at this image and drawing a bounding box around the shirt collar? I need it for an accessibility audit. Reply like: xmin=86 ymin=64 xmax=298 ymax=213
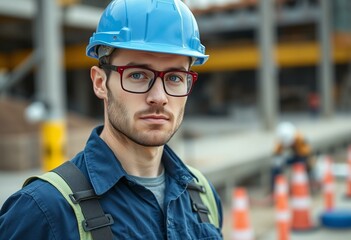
xmin=162 ymin=145 xmax=194 ymax=185
xmin=84 ymin=126 xmax=126 ymax=195
xmin=83 ymin=126 xmax=194 ymax=195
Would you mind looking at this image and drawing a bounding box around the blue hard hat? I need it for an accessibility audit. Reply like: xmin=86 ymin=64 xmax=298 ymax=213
xmin=86 ymin=0 xmax=208 ymax=65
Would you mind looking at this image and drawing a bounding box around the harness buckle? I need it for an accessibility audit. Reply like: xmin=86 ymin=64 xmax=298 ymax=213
xmin=82 ymin=214 xmax=114 ymax=232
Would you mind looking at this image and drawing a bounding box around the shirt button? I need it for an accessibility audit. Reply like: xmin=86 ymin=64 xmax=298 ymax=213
xmin=181 ymin=175 xmax=189 ymax=180
xmin=167 ymin=219 xmax=174 ymax=228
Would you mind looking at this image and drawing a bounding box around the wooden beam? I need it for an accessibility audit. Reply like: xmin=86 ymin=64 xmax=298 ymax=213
xmin=64 ymin=44 xmax=97 ymax=70
xmin=57 ymin=0 xmax=80 ymax=7
xmin=1 ymin=39 xmax=351 ymax=73
xmin=193 ymin=40 xmax=351 ymax=72
xmin=2 ymin=45 xmax=96 ymax=71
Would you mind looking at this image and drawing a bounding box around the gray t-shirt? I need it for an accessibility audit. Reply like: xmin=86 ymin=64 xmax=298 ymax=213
xmin=130 ymin=171 xmax=166 ymax=212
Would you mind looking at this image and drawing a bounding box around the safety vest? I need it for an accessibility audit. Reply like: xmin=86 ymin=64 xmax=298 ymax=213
xmin=24 ymin=161 xmax=219 ymax=240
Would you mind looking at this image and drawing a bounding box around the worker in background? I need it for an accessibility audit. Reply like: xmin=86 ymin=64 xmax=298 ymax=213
xmin=308 ymin=92 xmax=320 ymax=118
xmin=0 ymin=0 xmax=223 ymax=239
xmin=270 ymin=122 xmax=314 ymax=192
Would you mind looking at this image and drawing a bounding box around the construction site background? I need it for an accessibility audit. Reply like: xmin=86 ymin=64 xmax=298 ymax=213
xmin=1 ymin=1 xmax=351 ymax=239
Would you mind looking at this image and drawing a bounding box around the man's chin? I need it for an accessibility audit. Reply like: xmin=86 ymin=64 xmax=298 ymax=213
xmin=134 ymin=133 xmax=171 ymax=147
xmin=139 ymin=138 xmax=170 ymax=147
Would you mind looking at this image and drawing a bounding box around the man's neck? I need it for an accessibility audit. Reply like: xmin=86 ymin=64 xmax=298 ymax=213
xmin=100 ymin=125 xmax=164 ymax=178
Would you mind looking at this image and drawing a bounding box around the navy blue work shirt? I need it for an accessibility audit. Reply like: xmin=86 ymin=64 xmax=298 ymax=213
xmin=0 ymin=126 xmax=223 ymax=239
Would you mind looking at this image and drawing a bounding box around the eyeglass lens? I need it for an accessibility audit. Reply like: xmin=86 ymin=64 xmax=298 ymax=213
xmin=122 ymin=67 xmax=193 ymax=96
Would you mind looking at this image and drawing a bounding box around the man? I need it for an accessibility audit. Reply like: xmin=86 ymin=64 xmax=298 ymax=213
xmin=0 ymin=0 xmax=223 ymax=239
xmin=270 ymin=122 xmax=313 ymax=192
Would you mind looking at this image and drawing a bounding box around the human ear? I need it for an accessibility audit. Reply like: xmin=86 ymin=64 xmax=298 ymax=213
xmin=91 ymin=66 xmax=107 ymax=100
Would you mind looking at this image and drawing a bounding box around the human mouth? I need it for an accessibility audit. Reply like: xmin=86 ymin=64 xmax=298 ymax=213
xmin=140 ymin=114 xmax=170 ymax=124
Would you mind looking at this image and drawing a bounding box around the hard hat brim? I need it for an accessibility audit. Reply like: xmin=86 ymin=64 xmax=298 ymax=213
xmin=86 ymin=41 xmax=209 ymax=66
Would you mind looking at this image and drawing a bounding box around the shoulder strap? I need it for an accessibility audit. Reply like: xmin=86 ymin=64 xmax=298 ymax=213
xmin=186 ymin=165 xmax=220 ymax=228
xmin=24 ymin=161 xmax=114 ymax=240
xmin=24 ymin=172 xmax=93 ymax=240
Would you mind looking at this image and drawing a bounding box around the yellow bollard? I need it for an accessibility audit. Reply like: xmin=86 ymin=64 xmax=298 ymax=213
xmin=41 ymin=120 xmax=67 ymax=171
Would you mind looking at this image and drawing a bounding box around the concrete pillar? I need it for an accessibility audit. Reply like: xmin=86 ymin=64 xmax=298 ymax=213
xmin=258 ymin=0 xmax=278 ymax=130
xmin=318 ymin=0 xmax=334 ymax=118
xmin=35 ymin=0 xmax=67 ymax=171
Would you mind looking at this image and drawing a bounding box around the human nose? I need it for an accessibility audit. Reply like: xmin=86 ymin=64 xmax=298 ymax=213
xmin=146 ymin=77 xmax=168 ymax=106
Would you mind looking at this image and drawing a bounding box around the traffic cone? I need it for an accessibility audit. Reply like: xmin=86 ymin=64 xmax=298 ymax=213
xmin=322 ymin=156 xmax=335 ymax=210
xmin=274 ymin=175 xmax=290 ymax=240
xmin=231 ymin=187 xmax=254 ymax=240
xmin=290 ymin=163 xmax=314 ymax=231
xmin=345 ymin=146 xmax=351 ymax=198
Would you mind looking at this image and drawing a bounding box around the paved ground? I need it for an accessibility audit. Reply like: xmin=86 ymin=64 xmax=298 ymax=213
xmin=0 ymin=168 xmax=41 ymax=206
xmin=220 ymin=148 xmax=351 ymax=239
xmin=228 ymin=180 xmax=351 ymax=240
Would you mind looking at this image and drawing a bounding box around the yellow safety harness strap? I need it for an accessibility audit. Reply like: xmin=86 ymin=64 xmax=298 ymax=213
xmin=187 ymin=165 xmax=220 ymax=228
xmin=24 ymin=161 xmax=114 ymax=240
xmin=24 ymin=172 xmax=92 ymax=240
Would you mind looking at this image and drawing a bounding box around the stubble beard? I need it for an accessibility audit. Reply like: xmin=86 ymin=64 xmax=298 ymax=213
xmin=106 ymin=91 xmax=184 ymax=147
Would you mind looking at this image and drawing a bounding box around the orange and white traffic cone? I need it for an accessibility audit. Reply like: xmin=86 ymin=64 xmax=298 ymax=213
xmin=345 ymin=146 xmax=351 ymax=198
xmin=290 ymin=163 xmax=314 ymax=231
xmin=231 ymin=187 xmax=254 ymax=240
xmin=323 ymin=156 xmax=335 ymax=210
xmin=274 ymin=175 xmax=290 ymax=240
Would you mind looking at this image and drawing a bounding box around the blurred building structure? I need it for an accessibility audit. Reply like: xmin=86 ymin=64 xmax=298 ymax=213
xmin=0 ymin=0 xmax=351 ymax=170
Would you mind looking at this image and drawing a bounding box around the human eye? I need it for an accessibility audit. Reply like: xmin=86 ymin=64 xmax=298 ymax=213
xmin=166 ymin=72 xmax=185 ymax=84
xmin=129 ymin=71 xmax=148 ymax=80
xmin=123 ymin=67 xmax=151 ymax=82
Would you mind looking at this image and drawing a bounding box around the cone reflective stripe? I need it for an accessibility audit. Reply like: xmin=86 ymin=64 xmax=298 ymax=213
xmin=323 ymin=156 xmax=334 ymax=210
xmin=276 ymin=210 xmax=290 ymax=222
xmin=231 ymin=188 xmax=254 ymax=240
xmin=290 ymin=163 xmax=314 ymax=231
xmin=346 ymin=146 xmax=351 ymax=197
xmin=275 ymin=175 xmax=290 ymax=240
xmin=291 ymin=197 xmax=311 ymax=209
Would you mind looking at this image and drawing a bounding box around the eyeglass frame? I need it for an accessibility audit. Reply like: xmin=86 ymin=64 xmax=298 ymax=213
xmin=100 ymin=64 xmax=198 ymax=97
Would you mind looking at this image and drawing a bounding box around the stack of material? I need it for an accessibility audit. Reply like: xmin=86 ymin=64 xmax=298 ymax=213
xmin=0 ymin=97 xmax=98 ymax=170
